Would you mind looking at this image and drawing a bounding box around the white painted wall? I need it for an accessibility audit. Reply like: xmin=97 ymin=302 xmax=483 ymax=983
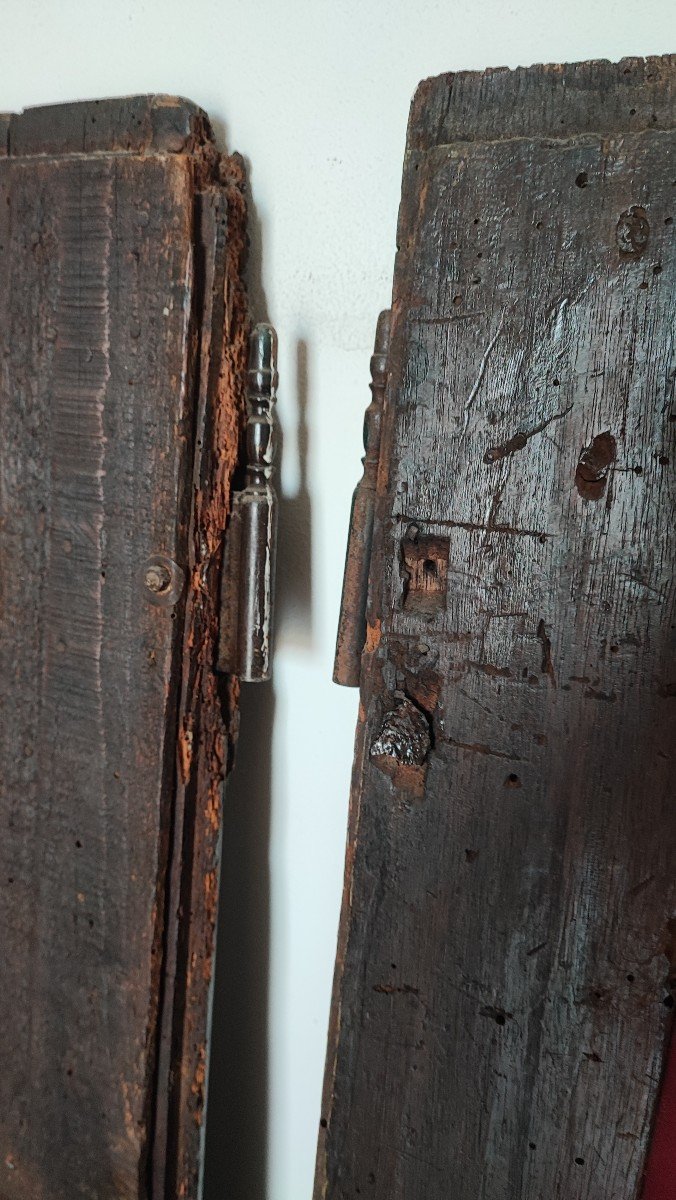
xmin=2 ymin=3 xmax=673 ymax=1197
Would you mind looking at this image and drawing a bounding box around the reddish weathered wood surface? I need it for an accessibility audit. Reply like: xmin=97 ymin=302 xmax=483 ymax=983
xmin=0 ymin=97 xmax=247 ymax=1200
xmin=316 ymin=57 xmax=676 ymax=1200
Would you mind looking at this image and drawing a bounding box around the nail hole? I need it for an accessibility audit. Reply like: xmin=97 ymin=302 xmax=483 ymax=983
xmin=504 ymin=772 xmax=521 ymax=788
xmin=575 ymin=1157 xmax=585 ymax=1166
xmin=627 ymin=973 xmax=635 ymax=982
xmin=320 ymin=1118 xmax=328 ymax=1128
xmin=576 ymin=172 xmax=588 ymax=188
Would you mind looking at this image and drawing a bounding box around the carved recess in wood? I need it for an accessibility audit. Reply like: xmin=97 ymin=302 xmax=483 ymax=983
xmin=401 ymin=527 xmax=450 ymax=615
xmin=369 ymin=696 xmax=432 ymax=797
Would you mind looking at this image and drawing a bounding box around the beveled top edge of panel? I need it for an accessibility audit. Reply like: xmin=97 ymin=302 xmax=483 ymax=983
xmin=407 ymin=55 xmax=676 ymax=152
xmin=0 ymin=94 xmax=214 ymax=158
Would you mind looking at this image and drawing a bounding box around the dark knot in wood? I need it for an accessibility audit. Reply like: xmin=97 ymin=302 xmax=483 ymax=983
xmin=575 ymin=431 xmax=616 ymax=500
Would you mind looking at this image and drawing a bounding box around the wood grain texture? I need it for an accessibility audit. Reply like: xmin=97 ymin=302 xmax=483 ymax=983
xmin=0 ymin=98 xmax=246 ymax=1200
xmin=153 ymin=159 xmax=248 ymax=1200
xmin=7 ymin=95 xmax=214 ymax=158
xmin=316 ymin=57 xmax=676 ymax=1200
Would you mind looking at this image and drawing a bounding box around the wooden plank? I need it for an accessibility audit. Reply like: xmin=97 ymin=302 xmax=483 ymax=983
xmin=0 ymin=99 xmax=246 ymax=1200
xmin=153 ymin=160 xmax=249 ymax=1200
xmin=316 ymin=57 xmax=676 ymax=1200
xmin=8 ymin=94 xmax=213 ymax=158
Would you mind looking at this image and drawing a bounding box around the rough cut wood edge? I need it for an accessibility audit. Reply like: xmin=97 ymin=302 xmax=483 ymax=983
xmin=154 ymin=153 xmax=249 ymax=1200
xmin=0 ymin=95 xmax=214 ymax=158
xmin=407 ymin=55 xmax=676 ymax=152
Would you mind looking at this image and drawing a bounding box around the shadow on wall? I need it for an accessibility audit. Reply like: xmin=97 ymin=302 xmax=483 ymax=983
xmin=277 ymin=337 xmax=313 ymax=650
xmin=203 ymin=154 xmax=313 ymax=1199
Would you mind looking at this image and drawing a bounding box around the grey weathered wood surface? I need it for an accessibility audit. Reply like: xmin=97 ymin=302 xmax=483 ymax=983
xmin=316 ymin=56 xmax=676 ymax=1200
xmin=0 ymin=98 xmax=247 ymax=1200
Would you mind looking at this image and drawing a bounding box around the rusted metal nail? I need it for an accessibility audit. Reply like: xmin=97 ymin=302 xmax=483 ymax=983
xmin=142 ymin=554 xmax=184 ymax=607
xmin=145 ymin=563 xmax=171 ymax=594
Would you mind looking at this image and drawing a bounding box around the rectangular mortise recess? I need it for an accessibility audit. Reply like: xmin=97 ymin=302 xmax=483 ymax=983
xmin=401 ymin=532 xmax=449 ymax=614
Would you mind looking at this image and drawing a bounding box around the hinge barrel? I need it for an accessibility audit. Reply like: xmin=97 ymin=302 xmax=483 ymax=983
xmin=218 ymin=323 xmax=278 ymax=682
xmin=333 ymin=309 xmax=391 ymax=686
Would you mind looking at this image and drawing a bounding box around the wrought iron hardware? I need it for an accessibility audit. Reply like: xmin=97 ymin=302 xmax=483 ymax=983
xmin=218 ymin=322 xmax=278 ymax=681
xmin=333 ymin=309 xmax=391 ymax=686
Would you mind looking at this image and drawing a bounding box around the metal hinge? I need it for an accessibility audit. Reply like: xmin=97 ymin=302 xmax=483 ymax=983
xmin=333 ymin=309 xmax=391 ymax=686
xmin=217 ymin=323 xmax=278 ymax=682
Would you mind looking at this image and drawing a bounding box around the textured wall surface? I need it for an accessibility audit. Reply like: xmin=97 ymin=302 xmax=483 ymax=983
xmin=0 ymin=3 xmax=674 ymax=1198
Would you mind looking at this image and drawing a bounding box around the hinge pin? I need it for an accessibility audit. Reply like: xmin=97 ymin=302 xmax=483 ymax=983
xmin=333 ymin=309 xmax=391 ymax=686
xmin=217 ymin=323 xmax=278 ymax=682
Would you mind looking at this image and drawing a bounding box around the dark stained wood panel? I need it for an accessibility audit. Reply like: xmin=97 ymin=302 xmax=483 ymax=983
xmin=316 ymin=57 xmax=676 ymax=1200
xmin=0 ymin=99 xmax=247 ymax=1200
xmin=7 ymin=94 xmax=212 ymax=159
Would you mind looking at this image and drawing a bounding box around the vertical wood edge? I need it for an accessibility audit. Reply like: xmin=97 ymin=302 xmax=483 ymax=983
xmin=153 ymin=149 xmax=249 ymax=1200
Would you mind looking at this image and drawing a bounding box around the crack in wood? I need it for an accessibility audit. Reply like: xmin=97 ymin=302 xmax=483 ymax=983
xmin=399 ymin=513 xmax=552 ymax=540
xmin=484 ymin=403 xmax=574 ymax=465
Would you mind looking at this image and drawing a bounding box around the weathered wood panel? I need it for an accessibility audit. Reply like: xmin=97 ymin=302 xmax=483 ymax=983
xmin=316 ymin=57 xmax=676 ymax=1200
xmin=0 ymin=98 xmax=246 ymax=1200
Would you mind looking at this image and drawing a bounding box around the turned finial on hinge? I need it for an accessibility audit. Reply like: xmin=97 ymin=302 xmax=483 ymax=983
xmin=333 ymin=309 xmax=391 ymax=687
xmin=218 ymin=323 xmax=278 ymax=682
